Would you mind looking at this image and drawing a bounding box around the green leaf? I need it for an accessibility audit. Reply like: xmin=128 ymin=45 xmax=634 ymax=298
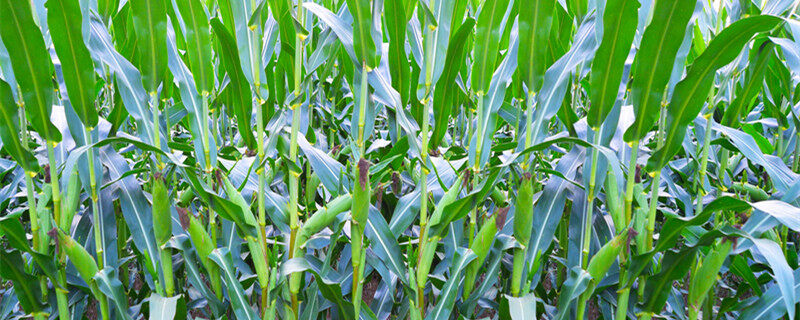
xmin=0 ymin=79 xmax=37 ymax=171
xmin=94 ymin=267 xmax=134 ymax=320
xmin=431 ymin=18 xmax=474 ymax=149
xmin=211 ymin=18 xmax=256 ymax=150
xmin=722 ymin=42 xmax=776 ymax=127
xmin=471 ymin=0 xmax=510 ymax=95
xmin=647 ymin=15 xmax=783 ymax=171
xmin=624 ymin=0 xmax=695 ymax=142
xmin=208 ymin=248 xmax=260 ymax=320
xmin=425 ymin=248 xmax=477 ymax=320
xmin=553 ymin=267 xmax=591 ymax=320
xmin=345 ymin=0 xmax=379 ymax=68
xmin=175 ymin=0 xmax=214 ymax=94
xmin=0 ymin=0 xmax=61 ymax=142
xmin=587 ymin=0 xmax=639 ymax=128
xmin=386 ymin=0 xmax=410 ymax=106
xmin=47 ymin=0 xmax=98 ymax=128
xmin=518 ymin=0 xmax=556 ymax=91
xmin=0 ymin=249 xmax=43 ymax=314
xmin=625 ymin=196 xmax=750 ymax=285
xmin=131 ymin=0 xmax=168 ymax=93
xmin=641 ymin=248 xmax=697 ymax=314
xmin=500 ymin=293 xmax=537 ymax=320
xmin=149 ymin=294 xmax=184 ymax=320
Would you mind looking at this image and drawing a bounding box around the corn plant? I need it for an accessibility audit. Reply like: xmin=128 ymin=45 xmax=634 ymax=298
xmin=3 ymin=0 xmax=800 ymax=319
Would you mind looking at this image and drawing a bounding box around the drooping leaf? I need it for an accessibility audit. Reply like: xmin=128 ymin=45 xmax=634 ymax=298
xmin=647 ymin=15 xmax=783 ymax=171
xmin=587 ymin=0 xmax=639 ymax=128
xmin=46 ymin=0 xmax=98 ymax=128
xmin=518 ymin=0 xmax=556 ymax=92
xmin=471 ymin=0 xmax=510 ymax=95
xmin=431 ymin=18 xmax=474 ymax=149
xmin=345 ymin=0 xmax=379 ymax=68
xmin=0 ymin=79 xmax=37 ymax=171
xmin=0 ymin=0 xmax=60 ymax=142
xmin=624 ymin=0 xmax=695 ymax=142
xmin=175 ymin=0 xmax=214 ymax=94
xmin=130 ymin=0 xmax=168 ymax=94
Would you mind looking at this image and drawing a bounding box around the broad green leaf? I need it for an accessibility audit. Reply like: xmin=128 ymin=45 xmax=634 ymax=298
xmin=647 ymin=15 xmax=783 ymax=171
xmin=500 ymin=293 xmax=537 ymax=320
xmin=0 ymin=79 xmax=37 ymax=171
xmin=0 ymin=216 xmax=59 ymax=283
xmin=386 ymin=0 xmax=410 ymax=106
xmin=345 ymin=0 xmax=379 ymax=68
xmin=364 ymin=207 xmax=408 ymax=285
xmin=471 ymin=0 xmax=510 ymax=95
xmin=0 ymin=0 xmax=60 ymax=142
xmin=425 ymin=248 xmax=476 ymax=320
xmin=431 ymin=18 xmax=474 ymax=149
xmin=86 ymin=14 xmax=159 ymax=146
xmin=518 ymin=0 xmax=556 ymax=91
xmin=624 ymin=196 xmax=751 ymax=285
xmin=587 ymin=0 xmax=639 ymax=128
xmin=166 ymin=24 xmax=218 ymax=169
xmin=208 ymin=248 xmax=260 ymax=320
xmin=47 ymin=0 xmax=98 ymax=128
xmin=175 ymin=0 xmax=214 ymax=94
xmin=722 ymin=42 xmax=776 ymax=127
xmin=211 ymin=18 xmax=256 ymax=150
xmin=624 ymin=0 xmax=695 ymax=142
xmin=94 ymin=267 xmax=134 ymax=320
xmin=749 ymin=238 xmax=795 ymax=319
xmin=738 ymin=268 xmax=800 ymax=320
xmin=149 ymin=294 xmax=183 ymax=320
xmin=131 ymin=0 xmax=168 ymax=93
xmin=641 ymin=248 xmax=697 ymax=314
xmin=0 ymin=249 xmax=43 ymax=314
xmin=296 ymin=134 xmax=349 ymax=195
xmin=553 ymin=267 xmax=591 ymax=320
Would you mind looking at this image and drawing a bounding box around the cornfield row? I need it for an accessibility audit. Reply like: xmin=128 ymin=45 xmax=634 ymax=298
xmin=1 ymin=0 xmax=800 ymax=319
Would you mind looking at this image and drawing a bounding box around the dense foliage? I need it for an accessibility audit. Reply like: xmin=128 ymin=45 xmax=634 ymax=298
xmin=1 ymin=0 xmax=800 ymax=319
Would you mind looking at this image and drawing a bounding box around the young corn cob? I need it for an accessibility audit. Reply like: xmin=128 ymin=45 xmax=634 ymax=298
xmin=577 ymin=230 xmax=628 ymax=319
xmin=463 ymin=207 xmax=508 ymax=300
xmin=218 ymin=172 xmax=270 ymax=290
xmin=352 ymin=158 xmax=371 ymax=318
xmin=178 ymin=207 xmax=222 ymax=299
xmin=152 ymin=173 xmax=174 ymax=296
xmin=512 ymin=172 xmax=534 ymax=297
xmin=51 ymin=229 xmax=109 ymax=320
xmin=688 ymin=240 xmax=733 ymax=319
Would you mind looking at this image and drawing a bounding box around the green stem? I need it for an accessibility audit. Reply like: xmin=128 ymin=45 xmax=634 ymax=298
xmin=160 ymin=248 xmax=174 ymax=296
xmin=639 ymin=106 xmax=667 ymax=298
xmin=84 ymin=128 xmax=104 ymax=268
xmin=577 ymin=128 xmax=602 ymax=318
xmin=695 ymin=113 xmax=714 ymax=213
xmin=469 ymin=94 xmax=485 ymax=248
xmin=615 ymin=287 xmax=630 ymax=320
xmin=615 ymin=140 xmax=639 ymax=320
xmin=511 ymin=248 xmax=525 ymax=297
xmin=792 ymin=132 xmax=800 ymax=173
xmin=581 ymin=128 xmax=602 ymax=268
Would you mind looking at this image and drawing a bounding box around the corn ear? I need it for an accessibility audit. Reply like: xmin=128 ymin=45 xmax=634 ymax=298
xmin=299 ymin=194 xmax=353 ymax=246
xmin=512 ymin=172 xmax=534 ymax=296
xmin=688 ymin=240 xmax=732 ymax=312
xmin=55 ymin=230 xmax=99 ymax=285
xmin=428 ymin=173 xmax=465 ymax=232
xmin=152 ymin=173 xmax=171 ymax=246
xmin=464 ymin=208 xmax=507 ymax=299
xmin=514 ymin=173 xmax=534 ymax=247
xmin=352 ymin=158 xmax=371 ymax=227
